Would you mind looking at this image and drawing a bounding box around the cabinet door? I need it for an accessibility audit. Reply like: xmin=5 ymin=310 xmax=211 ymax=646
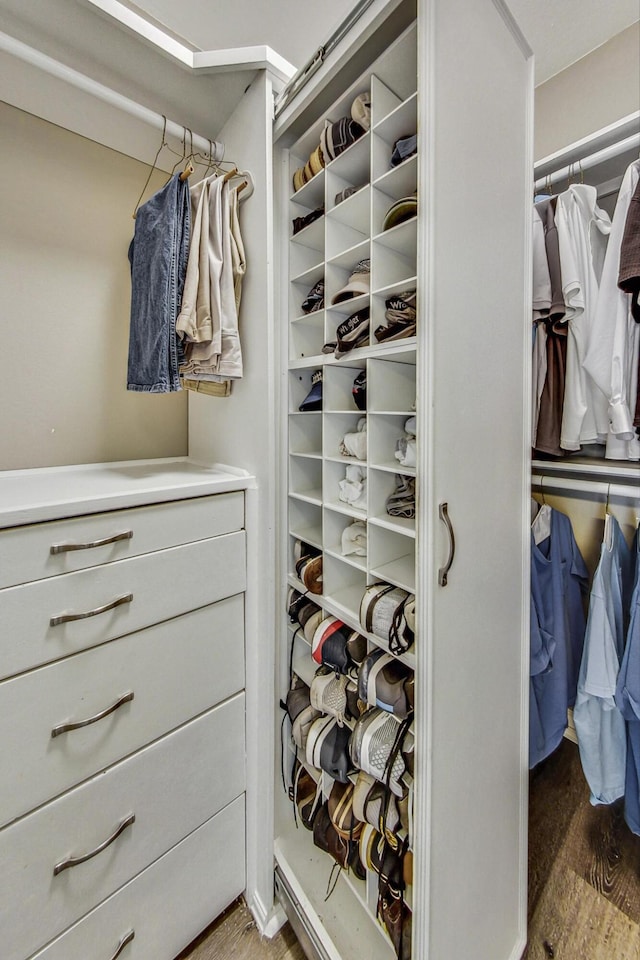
xmin=414 ymin=1 xmax=532 ymax=958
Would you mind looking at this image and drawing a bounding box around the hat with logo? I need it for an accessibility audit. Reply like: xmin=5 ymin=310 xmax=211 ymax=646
xmin=331 ymin=259 xmax=370 ymax=304
xmin=335 ymin=309 xmax=370 ymax=358
xmin=301 ymin=279 xmax=325 ymax=314
xmin=374 ymin=290 xmax=416 ymax=343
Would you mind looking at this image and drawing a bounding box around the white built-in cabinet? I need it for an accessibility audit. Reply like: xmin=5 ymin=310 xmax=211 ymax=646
xmin=0 ymin=0 xmax=534 ymax=958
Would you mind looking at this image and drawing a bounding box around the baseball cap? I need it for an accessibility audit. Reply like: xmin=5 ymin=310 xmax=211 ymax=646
xmin=390 ymin=133 xmax=417 ymax=167
xmin=335 ymin=309 xmax=370 ymax=358
xmin=301 ymin=279 xmax=325 ymax=314
xmin=321 ymin=117 xmax=365 ymax=163
xmin=382 ymin=195 xmax=417 ymax=232
xmin=351 ymin=91 xmax=371 ymax=131
xmin=299 ymin=369 xmax=323 ymax=411
xmin=331 ymin=259 xmax=370 ymax=304
xmin=374 ymin=290 xmax=416 ymax=343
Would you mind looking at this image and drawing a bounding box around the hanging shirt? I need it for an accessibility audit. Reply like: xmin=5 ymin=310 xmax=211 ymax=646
xmin=555 ymin=184 xmax=611 ymax=450
xmin=583 ymin=160 xmax=640 ymax=461
xmin=530 ymin=506 xmax=589 ymax=768
xmin=615 ymin=528 xmax=640 ymax=834
xmin=573 ymin=515 xmax=633 ymax=805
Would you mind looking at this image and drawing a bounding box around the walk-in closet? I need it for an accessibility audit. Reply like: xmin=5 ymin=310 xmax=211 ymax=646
xmin=0 ymin=1 xmax=638 ymax=959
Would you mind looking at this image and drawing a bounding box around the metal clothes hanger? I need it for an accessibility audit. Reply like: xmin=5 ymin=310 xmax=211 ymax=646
xmin=132 ymin=115 xmax=168 ymax=219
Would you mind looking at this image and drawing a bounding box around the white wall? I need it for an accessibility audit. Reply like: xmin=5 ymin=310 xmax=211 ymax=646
xmin=534 ymin=22 xmax=640 ymax=160
xmin=0 ymin=102 xmax=188 ymax=470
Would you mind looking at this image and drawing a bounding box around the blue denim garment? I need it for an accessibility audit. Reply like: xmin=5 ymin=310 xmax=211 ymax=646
xmin=127 ymin=173 xmax=190 ymax=392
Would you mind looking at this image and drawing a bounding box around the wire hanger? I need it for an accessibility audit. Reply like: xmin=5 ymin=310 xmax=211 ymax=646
xmin=132 ymin=115 xmax=168 ymax=219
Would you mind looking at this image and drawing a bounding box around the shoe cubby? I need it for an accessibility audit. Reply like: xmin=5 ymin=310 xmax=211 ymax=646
xmin=371 ymin=221 xmax=417 ymax=291
xmin=367 ymin=526 xmax=416 ymax=594
xmin=323 ymin=511 xmax=368 ymax=571
xmin=323 ymin=459 xmax=368 ymax=518
xmin=289 ymin=227 xmax=325 ymax=281
xmin=289 ymin=412 xmax=322 ymax=457
xmin=321 ymin=554 xmax=367 ymax=623
xmin=371 ymin=92 xmax=418 ymax=181
xmin=289 ymin=454 xmax=323 ymax=504
xmin=289 ymin=313 xmax=326 ymax=363
xmin=325 ymin=185 xmax=371 ymax=260
xmin=288 ymin=502 xmax=323 ymax=554
xmin=323 ymin=412 xmax=368 ymax=462
xmin=373 ymin=152 xmax=418 ymax=203
xmin=323 ymin=362 xmax=367 ymax=412
xmin=367 ymin=358 xmax=416 ymax=412
xmin=290 ymin=263 xmax=324 ymax=315
xmin=368 ymin=468 xmax=416 ymax=535
xmin=368 ymin=413 xmax=416 ymax=472
xmin=289 ymin=368 xmax=322 ymax=413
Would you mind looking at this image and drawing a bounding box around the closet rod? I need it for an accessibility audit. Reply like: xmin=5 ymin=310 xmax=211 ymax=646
xmin=0 ymin=31 xmax=224 ymax=162
xmin=531 ymin=474 xmax=640 ymax=506
xmin=534 ymin=131 xmax=640 ymax=191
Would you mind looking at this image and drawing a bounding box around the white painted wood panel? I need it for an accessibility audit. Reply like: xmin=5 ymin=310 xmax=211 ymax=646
xmin=0 ymin=492 xmax=244 ymax=589
xmin=0 ymin=596 xmax=244 ymax=828
xmin=0 ymin=697 xmax=246 ymax=960
xmin=30 ymin=796 xmax=246 ymax=960
xmin=0 ymin=533 xmax=245 ymax=679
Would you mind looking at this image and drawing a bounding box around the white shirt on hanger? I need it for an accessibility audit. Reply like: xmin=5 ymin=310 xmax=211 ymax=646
xmin=583 ymin=160 xmax=640 ymax=461
xmin=555 ymin=183 xmax=611 ymax=450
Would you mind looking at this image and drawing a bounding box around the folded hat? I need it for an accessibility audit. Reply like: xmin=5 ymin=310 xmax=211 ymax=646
xmin=292 ymin=167 xmax=306 ymax=192
xmin=301 ymin=279 xmax=325 ymax=314
xmin=309 ymin=144 xmax=325 ymax=176
xmin=299 ymin=369 xmax=323 ymax=411
xmin=322 ymin=117 xmax=365 ymax=163
xmin=374 ymin=290 xmax=416 ymax=343
xmin=331 ymin=259 xmax=370 ymax=304
xmin=335 ymin=309 xmax=370 ymax=359
xmin=390 ymin=133 xmax=418 ymax=167
xmin=382 ymin=196 xmax=417 ymax=232
xmin=292 ymin=205 xmax=324 ymax=236
xmin=335 ymin=185 xmax=360 ymax=206
xmin=351 ymin=91 xmax=371 ymax=131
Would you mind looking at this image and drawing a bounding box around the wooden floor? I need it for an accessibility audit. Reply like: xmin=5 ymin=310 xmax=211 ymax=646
xmin=525 ymin=739 xmax=640 ymax=960
xmin=177 ymin=740 xmax=640 ymax=960
xmin=176 ymin=898 xmax=306 ymax=960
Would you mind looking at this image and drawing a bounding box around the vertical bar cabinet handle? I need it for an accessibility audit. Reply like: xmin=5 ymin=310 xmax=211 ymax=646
xmin=438 ymin=502 xmax=456 ymax=587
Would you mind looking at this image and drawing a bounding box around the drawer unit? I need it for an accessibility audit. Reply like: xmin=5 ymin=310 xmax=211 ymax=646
xmin=0 ymin=695 xmax=246 ymax=960
xmin=0 ymin=532 xmax=246 ymax=680
xmin=0 ymin=596 xmax=244 ymax=827
xmin=30 ymin=795 xmax=246 ymax=960
xmin=0 ymin=492 xmax=244 ymax=589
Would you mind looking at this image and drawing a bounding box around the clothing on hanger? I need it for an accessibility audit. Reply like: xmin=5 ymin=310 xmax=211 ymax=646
xmin=583 ymin=159 xmax=640 ymax=461
xmin=529 ymin=505 xmax=588 ymax=768
xmin=615 ymin=525 xmax=640 ymax=834
xmin=573 ymin=513 xmax=634 ymax=805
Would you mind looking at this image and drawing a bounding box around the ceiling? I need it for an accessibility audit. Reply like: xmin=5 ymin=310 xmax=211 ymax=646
xmin=125 ymin=0 xmax=639 ymax=85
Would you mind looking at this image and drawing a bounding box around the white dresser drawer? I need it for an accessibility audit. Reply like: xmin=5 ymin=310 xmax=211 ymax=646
xmin=0 ymin=492 xmax=244 ymax=589
xmin=0 ymin=596 xmax=244 ymax=828
xmin=31 ymin=795 xmax=246 ymax=960
xmin=0 ymin=696 xmax=246 ymax=960
xmin=0 ymin=532 xmax=245 ymax=680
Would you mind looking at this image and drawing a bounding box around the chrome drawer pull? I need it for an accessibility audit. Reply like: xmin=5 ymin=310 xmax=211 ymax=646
xmin=50 ymin=531 xmax=133 ymax=555
xmin=50 ymin=592 xmax=133 ymax=626
xmin=53 ymin=813 xmax=135 ymax=876
xmin=438 ymin=502 xmax=456 ymax=587
xmin=51 ymin=691 xmax=134 ymax=738
xmin=108 ymin=929 xmax=135 ymax=960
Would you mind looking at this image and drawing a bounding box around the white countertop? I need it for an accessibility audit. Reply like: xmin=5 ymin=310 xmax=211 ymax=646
xmin=0 ymin=458 xmax=254 ymax=527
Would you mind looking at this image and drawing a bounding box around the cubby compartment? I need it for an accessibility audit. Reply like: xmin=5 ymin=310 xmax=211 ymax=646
xmin=289 ymin=211 xmax=325 ymax=251
xmin=288 ymin=501 xmax=323 ymax=555
xmin=324 ymin=412 xmax=368 ymax=462
xmin=289 ymin=455 xmax=323 ymax=504
xmin=368 ymin=526 xmax=416 ymax=594
xmin=323 ymin=510 xmax=368 ymax=570
xmin=368 ymin=413 xmax=415 ymax=472
xmin=290 ymin=263 xmax=324 ymax=314
xmin=290 ymin=626 xmax=317 ymax=687
xmin=368 ymin=21 xmax=417 ymax=107
xmin=325 ymin=184 xmax=371 ymax=260
xmin=373 ymin=152 xmax=418 ymax=204
xmin=289 ymin=313 xmax=326 ymax=363
xmin=326 ymin=132 xmax=371 ymax=190
xmin=321 ymin=554 xmax=367 ymax=623
xmin=323 ymin=459 xmax=367 ymax=517
xmin=289 ymin=412 xmax=322 ymax=457
xmin=370 ymin=280 xmax=417 ymax=348
xmin=368 ymin=468 xmax=416 ymax=535
xmin=372 ymin=196 xmax=418 ymax=252
xmin=289 ymin=368 xmax=323 ymax=413
xmin=370 ymin=74 xmax=404 ymax=128
xmin=325 ymin=244 xmax=371 ymax=305
xmin=323 ymin=362 xmax=367 ymax=412
xmin=289 ymin=236 xmax=325 ymax=282
xmin=289 ymin=161 xmax=326 ymax=209
xmin=371 ymin=92 xmax=418 ymax=180
xmin=367 ymin=358 xmax=416 ymax=412
xmin=371 ymin=220 xmax=417 ymax=290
